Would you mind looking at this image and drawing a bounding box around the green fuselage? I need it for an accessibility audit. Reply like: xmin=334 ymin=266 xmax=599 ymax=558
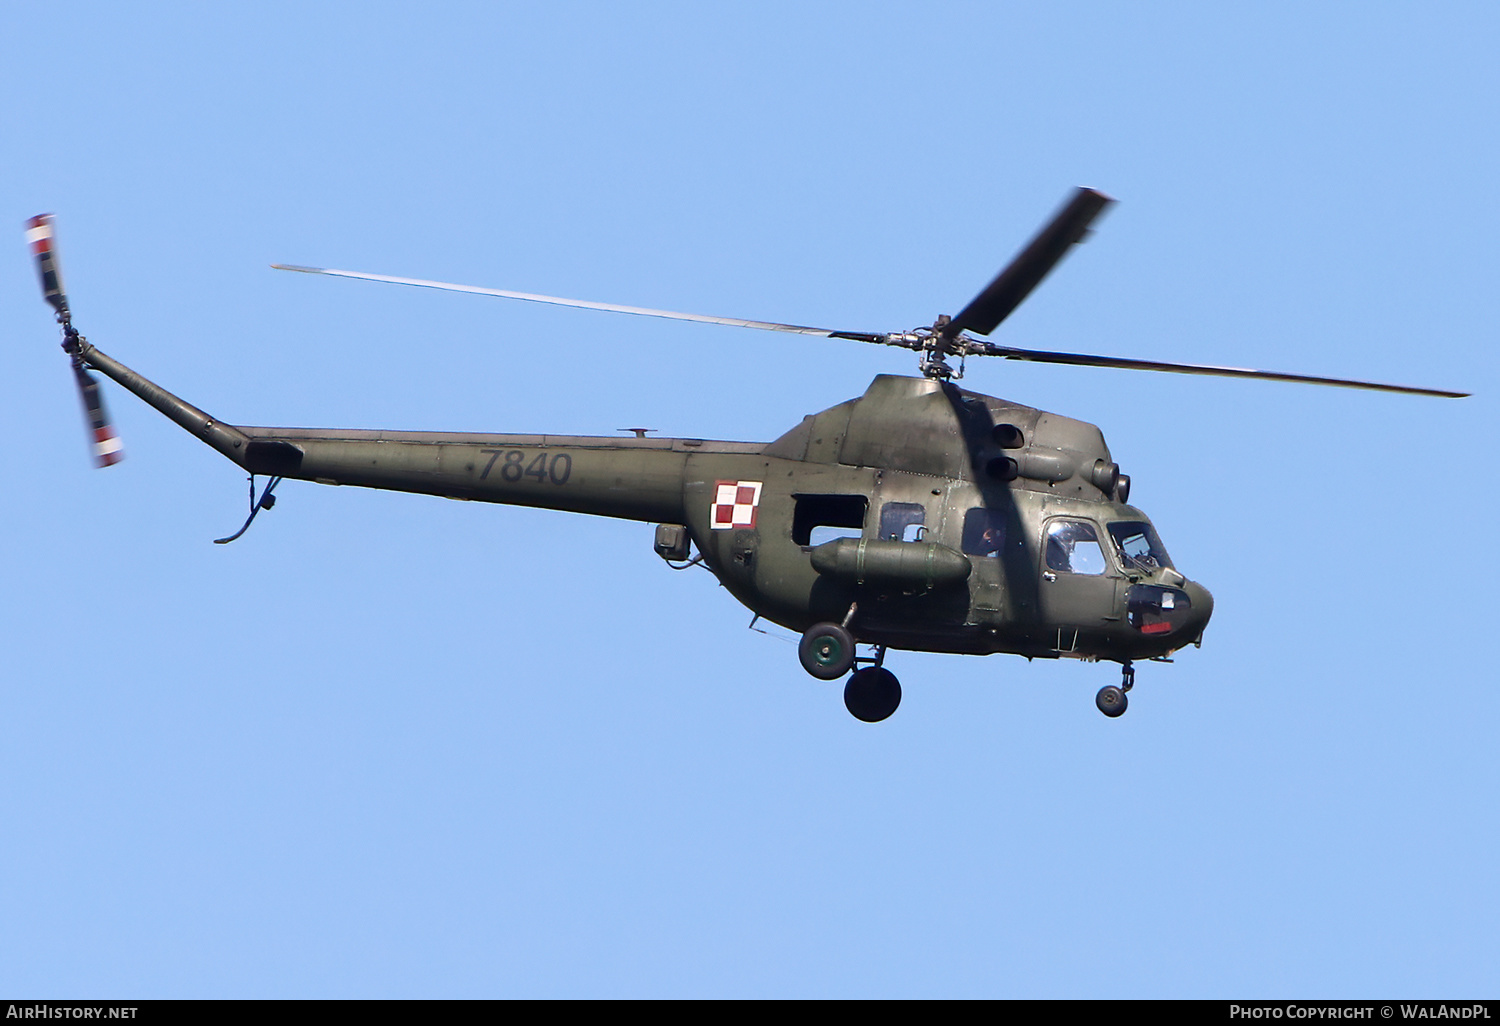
xmin=83 ymin=346 xmax=1212 ymax=663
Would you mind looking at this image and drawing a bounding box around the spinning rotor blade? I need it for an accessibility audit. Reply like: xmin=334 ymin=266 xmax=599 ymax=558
xmin=74 ymin=363 xmax=124 ymax=466
xmin=274 ymin=199 xmax=1465 ymax=399
xmin=26 ymin=214 xmax=70 ymax=321
xmin=272 ymin=264 xmax=888 ymax=344
xmin=965 ymin=341 xmax=1469 ymax=397
xmin=26 ymin=214 xmax=125 ymax=466
xmin=946 ymin=187 xmax=1114 ymax=339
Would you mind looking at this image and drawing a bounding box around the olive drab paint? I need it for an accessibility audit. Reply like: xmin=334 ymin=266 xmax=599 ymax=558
xmin=73 ymin=345 xmax=1215 ymax=676
xmin=39 ymin=190 xmax=1463 ymax=720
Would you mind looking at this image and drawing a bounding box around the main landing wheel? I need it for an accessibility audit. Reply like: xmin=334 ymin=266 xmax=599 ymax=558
xmin=1096 ymin=684 xmax=1128 ymax=718
xmin=798 ymin=622 xmax=855 ymax=680
xmin=844 ymin=667 xmax=902 ymax=722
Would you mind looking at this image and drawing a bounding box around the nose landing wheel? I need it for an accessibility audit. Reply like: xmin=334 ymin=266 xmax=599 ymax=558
xmin=1095 ymin=685 xmax=1128 ymax=717
xmin=1095 ymin=661 xmax=1134 ymax=718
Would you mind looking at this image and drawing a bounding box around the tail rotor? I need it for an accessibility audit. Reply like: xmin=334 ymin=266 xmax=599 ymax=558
xmin=26 ymin=214 xmax=123 ymax=467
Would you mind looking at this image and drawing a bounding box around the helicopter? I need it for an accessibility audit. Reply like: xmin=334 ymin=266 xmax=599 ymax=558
xmin=26 ymin=190 xmax=1467 ymax=723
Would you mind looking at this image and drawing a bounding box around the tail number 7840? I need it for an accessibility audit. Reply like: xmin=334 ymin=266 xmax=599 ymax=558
xmin=479 ymin=449 xmax=572 ymax=485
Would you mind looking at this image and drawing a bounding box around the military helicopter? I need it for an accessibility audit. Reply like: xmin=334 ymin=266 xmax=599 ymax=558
xmin=26 ymin=191 xmax=1466 ymax=722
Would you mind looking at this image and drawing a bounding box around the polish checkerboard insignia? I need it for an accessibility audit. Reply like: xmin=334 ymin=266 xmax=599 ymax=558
xmin=711 ymin=480 xmax=763 ymax=530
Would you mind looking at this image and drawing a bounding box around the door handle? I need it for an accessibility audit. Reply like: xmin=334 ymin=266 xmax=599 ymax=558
xmin=1042 ymin=571 xmax=1056 ymax=582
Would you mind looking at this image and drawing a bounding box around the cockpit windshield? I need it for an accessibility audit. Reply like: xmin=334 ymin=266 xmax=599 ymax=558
xmin=1108 ymin=521 xmax=1174 ymax=572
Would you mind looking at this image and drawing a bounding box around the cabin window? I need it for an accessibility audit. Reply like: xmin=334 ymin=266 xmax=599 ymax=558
xmin=1108 ymin=521 xmax=1174 ymax=572
xmin=962 ymin=508 xmax=1007 ymax=557
xmin=793 ymin=494 xmax=868 ymax=546
xmin=879 ymin=502 xmax=926 ymax=542
xmin=1045 ymin=519 xmax=1108 ymax=575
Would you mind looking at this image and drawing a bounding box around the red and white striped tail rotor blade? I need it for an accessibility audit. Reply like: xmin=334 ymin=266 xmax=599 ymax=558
xmin=25 ymin=214 xmax=70 ymax=320
xmin=73 ymin=363 xmax=123 ymax=468
xmin=30 ymin=215 xmax=124 ymax=467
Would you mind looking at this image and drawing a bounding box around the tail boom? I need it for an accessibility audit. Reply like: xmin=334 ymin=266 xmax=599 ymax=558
xmin=77 ymin=341 xmax=754 ymax=526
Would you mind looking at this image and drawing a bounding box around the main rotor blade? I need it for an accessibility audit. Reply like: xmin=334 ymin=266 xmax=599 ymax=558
xmin=946 ymin=188 xmax=1114 ymax=338
xmin=272 ymin=264 xmax=887 ymax=344
xmin=967 ymin=341 xmax=1469 ymax=397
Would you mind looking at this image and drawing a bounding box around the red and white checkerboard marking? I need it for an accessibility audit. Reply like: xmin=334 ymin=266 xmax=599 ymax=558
xmin=711 ymin=480 xmax=762 ymax=530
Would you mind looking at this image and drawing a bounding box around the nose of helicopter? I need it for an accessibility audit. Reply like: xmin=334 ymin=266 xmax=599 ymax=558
xmin=1181 ymin=580 xmax=1214 ymax=643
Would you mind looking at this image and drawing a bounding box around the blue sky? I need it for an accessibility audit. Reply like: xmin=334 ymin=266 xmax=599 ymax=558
xmin=3 ymin=2 xmax=1496 ymax=998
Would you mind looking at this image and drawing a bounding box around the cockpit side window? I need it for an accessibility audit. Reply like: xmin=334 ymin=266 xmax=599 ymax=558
xmin=1107 ymin=521 xmax=1174 ymax=572
xmin=962 ymin=508 xmax=1007 ymax=557
xmin=1045 ymin=519 xmax=1108 ymax=575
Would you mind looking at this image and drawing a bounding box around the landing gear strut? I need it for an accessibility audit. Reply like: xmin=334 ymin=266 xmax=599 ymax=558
xmin=1095 ymin=660 xmax=1133 ymax=718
